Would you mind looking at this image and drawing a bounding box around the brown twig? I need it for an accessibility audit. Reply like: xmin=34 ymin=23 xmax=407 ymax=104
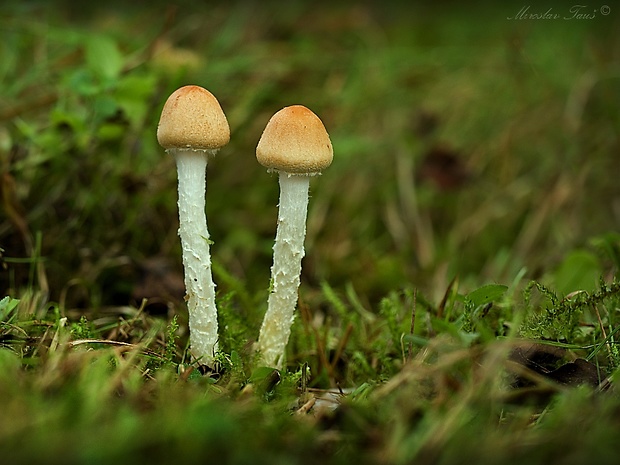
xmin=407 ymin=289 xmax=417 ymax=362
xmin=67 ymin=338 xmax=160 ymax=357
xmin=330 ymin=322 xmax=353 ymax=373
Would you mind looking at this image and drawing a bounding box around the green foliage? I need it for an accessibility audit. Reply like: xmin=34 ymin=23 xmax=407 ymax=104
xmin=552 ymin=249 xmax=602 ymax=295
xmin=70 ymin=315 xmax=95 ymax=339
xmin=216 ymin=291 xmax=251 ymax=357
xmin=590 ymin=232 xmax=620 ymax=273
xmin=460 ymin=284 xmax=508 ymax=333
xmin=521 ymin=279 xmax=620 ymax=344
xmin=0 ymin=296 xmax=20 ymax=322
xmin=164 ymin=314 xmax=179 ymax=365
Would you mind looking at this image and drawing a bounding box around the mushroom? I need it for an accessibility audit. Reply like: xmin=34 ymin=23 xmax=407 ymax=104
xmin=255 ymin=105 xmax=333 ymax=368
xmin=157 ymin=85 xmax=230 ymax=366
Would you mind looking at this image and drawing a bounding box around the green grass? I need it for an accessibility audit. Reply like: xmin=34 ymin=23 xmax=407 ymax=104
xmin=1 ymin=1 xmax=620 ymax=463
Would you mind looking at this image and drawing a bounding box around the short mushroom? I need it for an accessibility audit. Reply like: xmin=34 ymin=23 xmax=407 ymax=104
xmin=157 ymin=85 xmax=230 ymax=366
xmin=255 ymin=105 xmax=333 ymax=368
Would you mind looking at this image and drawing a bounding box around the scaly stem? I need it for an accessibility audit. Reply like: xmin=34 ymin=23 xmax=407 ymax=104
xmin=257 ymin=173 xmax=310 ymax=368
xmin=173 ymin=149 xmax=218 ymax=365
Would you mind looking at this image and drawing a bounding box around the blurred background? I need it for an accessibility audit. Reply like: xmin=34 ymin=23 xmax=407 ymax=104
xmin=1 ymin=0 xmax=618 ymax=327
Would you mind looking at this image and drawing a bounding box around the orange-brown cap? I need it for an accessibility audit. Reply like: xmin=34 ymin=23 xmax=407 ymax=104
xmin=256 ymin=105 xmax=333 ymax=174
xmin=157 ymin=85 xmax=230 ymax=151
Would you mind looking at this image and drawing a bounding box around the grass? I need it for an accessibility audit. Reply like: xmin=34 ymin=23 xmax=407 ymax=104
xmin=1 ymin=1 xmax=620 ymax=463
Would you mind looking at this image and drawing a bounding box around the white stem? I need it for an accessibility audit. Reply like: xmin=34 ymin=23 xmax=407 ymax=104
xmin=257 ymin=173 xmax=310 ymax=368
xmin=173 ymin=149 xmax=218 ymax=365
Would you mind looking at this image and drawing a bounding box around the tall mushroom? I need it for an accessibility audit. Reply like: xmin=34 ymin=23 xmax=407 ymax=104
xmin=157 ymin=85 xmax=230 ymax=366
xmin=255 ymin=105 xmax=333 ymax=368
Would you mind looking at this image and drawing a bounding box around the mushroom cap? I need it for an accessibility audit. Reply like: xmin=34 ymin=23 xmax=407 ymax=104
xmin=157 ymin=85 xmax=230 ymax=151
xmin=256 ymin=105 xmax=333 ymax=174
